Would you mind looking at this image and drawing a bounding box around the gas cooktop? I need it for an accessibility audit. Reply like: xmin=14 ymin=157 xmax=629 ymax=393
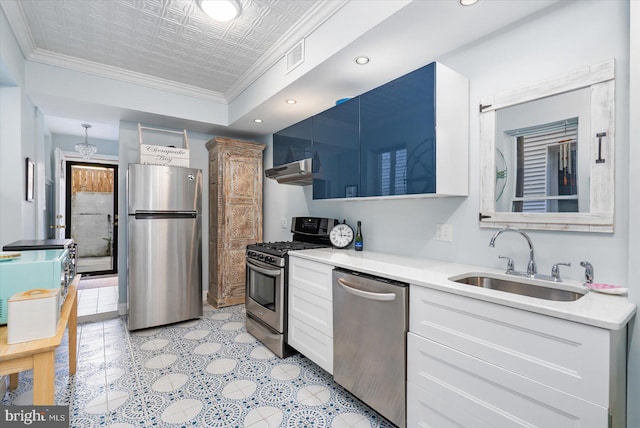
xmin=247 ymin=241 xmax=329 ymax=257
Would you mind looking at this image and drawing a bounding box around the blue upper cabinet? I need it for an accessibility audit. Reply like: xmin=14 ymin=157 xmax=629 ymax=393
xmin=312 ymin=98 xmax=360 ymax=199
xmin=360 ymin=63 xmax=436 ymax=197
xmin=269 ymin=61 xmax=468 ymax=199
xmin=272 ymin=118 xmax=313 ymax=167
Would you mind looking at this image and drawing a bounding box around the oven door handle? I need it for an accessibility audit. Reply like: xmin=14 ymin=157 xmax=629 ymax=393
xmin=246 ymin=258 xmax=282 ymax=276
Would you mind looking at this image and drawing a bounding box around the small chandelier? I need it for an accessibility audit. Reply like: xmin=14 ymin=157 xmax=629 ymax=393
xmin=75 ymin=123 xmax=97 ymax=159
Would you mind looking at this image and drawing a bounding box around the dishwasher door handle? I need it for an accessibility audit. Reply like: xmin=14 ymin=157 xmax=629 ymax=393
xmin=337 ymin=277 xmax=397 ymax=301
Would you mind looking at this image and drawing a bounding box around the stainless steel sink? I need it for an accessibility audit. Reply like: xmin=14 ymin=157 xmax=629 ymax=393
xmin=451 ymin=275 xmax=585 ymax=301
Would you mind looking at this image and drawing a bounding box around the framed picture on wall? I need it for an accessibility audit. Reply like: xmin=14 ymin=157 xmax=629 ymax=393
xmin=26 ymin=157 xmax=35 ymax=202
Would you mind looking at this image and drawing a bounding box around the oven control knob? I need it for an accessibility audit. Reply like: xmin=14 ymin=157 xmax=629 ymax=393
xmin=265 ymin=256 xmax=274 ymax=264
xmin=258 ymin=254 xmax=264 ymax=260
xmin=248 ymin=251 xmax=255 ymax=258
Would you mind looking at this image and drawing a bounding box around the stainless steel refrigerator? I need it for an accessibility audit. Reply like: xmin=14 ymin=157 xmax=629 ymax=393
xmin=127 ymin=164 xmax=202 ymax=330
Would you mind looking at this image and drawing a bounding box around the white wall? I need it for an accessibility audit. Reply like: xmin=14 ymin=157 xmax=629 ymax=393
xmin=0 ymin=87 xmax=23 ymax=246
xmin=0 ymin=6 xmax=43 ymax=245
xmin=626 ymin=1 xmax=639 ymax=427
xmin=18 ymin=90 xmax=38 ymax=240
xmin=33 ymin=107 xmax=46 ymax=237
xmin=0 ymin=87 xmax=41 ymax=246
xmin=26 ymin=62 xmax=228 ymax=127
xmin=0 ymin=6 xmax=24 ymax=88
xmin=51 ymin=133 xmax=119 ymax=158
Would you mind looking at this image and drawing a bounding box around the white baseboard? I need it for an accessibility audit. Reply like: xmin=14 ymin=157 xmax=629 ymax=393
xmin=118 ymin=303 xmax=127 ymax=316
xmin=77 ymin=311 xmax=119 ymax=324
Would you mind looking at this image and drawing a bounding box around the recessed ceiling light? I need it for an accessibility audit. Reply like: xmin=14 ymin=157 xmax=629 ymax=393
xmin=459 ymin=0 xmax=478 ymax=6
xmin=198 ymin=0 xmax=241 ymax=22
xmin=286 ymin=99 xmax=297 ymax=105
xmin=354 ymin=56 xmax=370 ymax=65
xmin=254 ymin=119 xmax=263 ymax=123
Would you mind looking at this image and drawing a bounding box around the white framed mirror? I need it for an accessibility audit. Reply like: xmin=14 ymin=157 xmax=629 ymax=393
xmin=479 ymin=60 xmax=615 ymax=233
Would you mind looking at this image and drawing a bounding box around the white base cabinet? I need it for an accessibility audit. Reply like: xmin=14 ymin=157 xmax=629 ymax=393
xmin=287 ymin=255 xmax=334 ymax=374
xmin=408 ymin=285 xmax=627 ymax=428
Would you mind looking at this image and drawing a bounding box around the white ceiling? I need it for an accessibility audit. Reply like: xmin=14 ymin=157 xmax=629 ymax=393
xmin=1 ymin=0 xmax=560 ymax=140
xmin=15 ymin=0 xmax=327 ymax=96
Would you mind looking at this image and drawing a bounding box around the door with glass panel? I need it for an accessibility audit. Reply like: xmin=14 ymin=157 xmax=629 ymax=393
xmin=65 ymin=161 xmax=118 ymax=276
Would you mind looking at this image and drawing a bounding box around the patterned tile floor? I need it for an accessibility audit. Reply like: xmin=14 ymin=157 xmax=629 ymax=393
xmin=2 ymin=304 xmax=394 ymax=427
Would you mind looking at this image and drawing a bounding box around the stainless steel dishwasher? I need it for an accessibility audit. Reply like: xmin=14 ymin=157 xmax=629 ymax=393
xmin=333 ymin=268 xmax=408 ymax=428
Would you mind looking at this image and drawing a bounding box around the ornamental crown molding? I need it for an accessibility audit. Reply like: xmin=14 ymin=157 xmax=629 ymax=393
xmin=27 ymin=48 xmax=227 ymax=104
xmin=0 ymin=1 xmax=36 ymax=57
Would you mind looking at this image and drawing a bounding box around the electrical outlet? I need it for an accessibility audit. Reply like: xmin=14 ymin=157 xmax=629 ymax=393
xmin=436 ymin=224 xmax=453 ymax=242
xmin=280 ymin=218 xmax=288 ymax=229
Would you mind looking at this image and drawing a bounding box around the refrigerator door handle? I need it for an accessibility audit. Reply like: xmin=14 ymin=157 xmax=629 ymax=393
xmin=134 ymin=211 xmax=197 ymax=219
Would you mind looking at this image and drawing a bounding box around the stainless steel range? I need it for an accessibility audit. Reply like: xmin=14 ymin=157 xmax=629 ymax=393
xmin=245 ymin=217 xmax=338 ymax=358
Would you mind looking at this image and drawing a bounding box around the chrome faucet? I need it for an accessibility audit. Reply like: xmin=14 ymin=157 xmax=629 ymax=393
xmin=489 ymin=228 xmax=537 ymax=277
xmin=550 ymin=262 xmax=571 ymax=282
xmin=580 ymin=261 xmax=594 ymax=284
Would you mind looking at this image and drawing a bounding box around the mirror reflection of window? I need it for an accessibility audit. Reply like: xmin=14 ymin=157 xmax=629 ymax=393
xmin=480 ymin=60 xmax=614 ymax=232
xmin=379 ymin=147 xmax=408 ymax=196
xmin=507 ymin=118 xmax=579 ymax=213
xmin=494 ymin=87 xmax=590 ymax=214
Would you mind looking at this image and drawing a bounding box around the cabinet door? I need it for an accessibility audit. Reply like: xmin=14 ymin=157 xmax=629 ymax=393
xmin=220 ymin=152 xmax=262 ymax=305
xmin=272 ymin=118 xmax=313 ymax=167
xmin=360 ymin=63 xmax=436 ymax=197
xmin=289 ymin=284 xmax=332 ymax=337
xmin=410 ymin=285 xmax=610 ymax=406
xmin=312 ymin=98 xmax=360 ymax=199
xmin=288 ymin=256 xmax=333 ymax=300
xmin=407 ymin=333 xmax=608 ymax=428
xmin=288 ymin=315 xmax=333 ymax=374
xmin=287 ymin=256 xmax=334 ymax=373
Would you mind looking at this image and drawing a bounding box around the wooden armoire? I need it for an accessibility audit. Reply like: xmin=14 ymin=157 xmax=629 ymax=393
xmin=205 ymin=137 xmax=265 ymax=308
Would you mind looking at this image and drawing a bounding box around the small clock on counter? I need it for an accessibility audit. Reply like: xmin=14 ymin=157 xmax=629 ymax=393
xmin=329 ymin=220 xmax=354 ymax=249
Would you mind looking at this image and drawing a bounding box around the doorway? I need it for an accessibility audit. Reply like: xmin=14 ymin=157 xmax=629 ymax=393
xmin=65 ymin=162 xmax=118 ymax=276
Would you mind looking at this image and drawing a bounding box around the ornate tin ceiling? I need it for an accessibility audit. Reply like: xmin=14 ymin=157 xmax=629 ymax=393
xmin=6 ymin=0 xmax=334 ymax=98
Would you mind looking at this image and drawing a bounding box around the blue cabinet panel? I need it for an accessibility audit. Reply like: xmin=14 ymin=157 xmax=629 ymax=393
xmin=272 ymin=118 xmax=313 ymax=167
xmin=269 ymin=61 xmax=466 ymax=198
xmin=359 ymin=63 xmax=436 ymax=197
xmin=312 ymin=98 xmax=360 ymax=199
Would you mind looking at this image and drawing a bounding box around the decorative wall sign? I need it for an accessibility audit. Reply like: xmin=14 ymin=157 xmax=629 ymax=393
xmin=139 ymin=144 xmax=190 ymax=167
xmin=138 ymin=124 xmax=190 ymax=167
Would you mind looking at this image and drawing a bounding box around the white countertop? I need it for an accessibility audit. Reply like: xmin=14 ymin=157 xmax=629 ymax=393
xmin=289 ymin=248 xmax=636 ymax=330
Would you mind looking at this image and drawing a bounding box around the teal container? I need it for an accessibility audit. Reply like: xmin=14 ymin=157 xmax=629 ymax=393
xmin=0 ymin=249 xmax=69 ymax=324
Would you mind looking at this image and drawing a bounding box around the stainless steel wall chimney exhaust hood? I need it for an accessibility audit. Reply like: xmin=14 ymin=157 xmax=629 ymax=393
xmin=265 ymin=158 xmax=312 ymax=185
